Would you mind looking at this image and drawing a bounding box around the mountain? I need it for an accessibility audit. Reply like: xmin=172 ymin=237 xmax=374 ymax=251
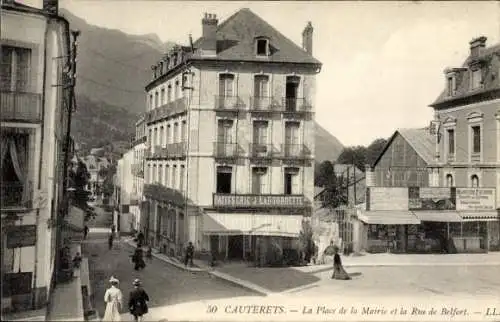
xmin=60 ymin=9 xmax=344 ymax=158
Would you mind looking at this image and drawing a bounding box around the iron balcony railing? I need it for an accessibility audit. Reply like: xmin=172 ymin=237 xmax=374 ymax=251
xmin=280 ymin=144 xmax=312 ymax=159
xmin=166 ymin=142 xmax=187 ymax=158
xmin=1 ymin=182 xmax=34 ymax=210
xmin=214 ymin=142 xmax=242 ymax=158
xmin=281 ymin=97 xmax=312 ymax=113
xmin=249 ymin=143 xmax=277 ymax=158
xmin=0 ymin=91 xmax=42 ymax=123
xmin=146 ymin=97 xmax=187 ymax=124
xmin=249 ymin=96 xmax=279 ymax=112
xmin=214 ymin=95 xmax=244 ymax=111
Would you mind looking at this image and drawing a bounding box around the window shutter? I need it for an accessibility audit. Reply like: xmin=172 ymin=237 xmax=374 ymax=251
xmin=261 ymin=169 xmax=269 ymax=194
xmin=292 ymin=171 xmax=300 ymax=194
xmin=252 ymin=170 xmax=260 ymax=194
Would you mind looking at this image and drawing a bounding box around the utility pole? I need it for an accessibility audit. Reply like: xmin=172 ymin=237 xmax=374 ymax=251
xmin=352 ymin=156 xmax=357 ymax=206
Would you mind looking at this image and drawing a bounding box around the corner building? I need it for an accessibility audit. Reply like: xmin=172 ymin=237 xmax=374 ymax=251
xmin=143 ymin=9 xmax=321 ymax=264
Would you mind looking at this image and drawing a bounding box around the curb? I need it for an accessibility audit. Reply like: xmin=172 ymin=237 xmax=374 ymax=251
xmin=122 ymin=238 xmax=271 ymax=295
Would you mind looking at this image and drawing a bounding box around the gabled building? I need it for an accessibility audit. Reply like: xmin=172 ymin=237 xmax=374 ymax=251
xmin=142 ymin=8 xmax=321 ymax=265
xmin=1 ymin=0 xmax=73 ymax=315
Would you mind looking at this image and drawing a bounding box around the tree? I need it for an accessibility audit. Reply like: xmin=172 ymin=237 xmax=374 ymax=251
xmin=315 ymin=160 xmax=348 ymax=209
xmin=68 ymin=159 xmax=92 ymax=211
xmin=336 ymin=146 xmax=367 ymax=171
xmin=366 ymin=138 xmax=388 ymax=166
xmin=299 ymin=219 xmax=315 ymax=264
xmin=100 ymin=164 xmax=117 ymax=198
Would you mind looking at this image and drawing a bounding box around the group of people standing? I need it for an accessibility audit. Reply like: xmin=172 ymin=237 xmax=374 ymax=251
xmin=103 ymin=276 xmax=150 ymax=322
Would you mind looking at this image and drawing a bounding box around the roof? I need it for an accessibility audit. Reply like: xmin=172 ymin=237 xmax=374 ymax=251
xmin=372 ymin=128 xmax=435 ymax=167
xmin=192 ymin=8 xmax=321 ymax=65
xmin=430 ymin=42 xmax=500 ymax=108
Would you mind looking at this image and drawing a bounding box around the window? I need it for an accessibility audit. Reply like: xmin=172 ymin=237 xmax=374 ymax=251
xmin=285 ymin=122 xmax=300 ymax=156
xmin=217 ymin=119 xmax=234 ymax=156
xmin=472 ymin=125 xmax=481 ymax=153
xmin=285 ymin=76 xmax=300 ymax=111
xmin=180 ymin=165 xmax=185 ymax=193
xmin=154 ymin=91 xmax=159 ymax=108
xmin=252 ymin=167 xmax=268 ymax=194
xmin=181 ymin=120 xmax=187 ymax=142
xmin=152 ymin=164 xmax=157 ymax=182
xmin=175 ymin=80 xmax=180 ymax=100
xmin=447 ymin=129 xmax=455 ymax=155
xmin=219 ymin=74 xmax=234 ymax=97
xmin=446 ymin=174 xmax=454 ymax=187
xmin=173 ymin=123 xmax=179 ymax=143
xmin=253 ymin=75 xmax=269 ymax=109
xmin=149 ymin=94 xmax=153 ymax=110
xmin=167 ymin=124 xmax=171 ymax=144
xmin=253 ymin=121 xmax=268 ymax=145
xmin=1 ymin=46 xmax=31 ymax=91
xmin=471 ymin=69 xmax=482 ymax=90
xmin=159 ymin=126 xmax=164 ymax=147
xmin=153 ymin=128 xmax=158 ymax=147
xmin=160 ymin=88 xmax=165 ymax=105
xmin=159 ymin=62 xmax=164 ymax=75
xmin=256 ymin=38 xmax=269 ymax=56
xmin=447 ymin=77 xmax=454 ymax=96
xmin=148 ymin=129 xmax=152 ymax=146
xmin=158 ymin=165 xmax=163 ymax=185
xmin=284 ymin=168 xmax=299 ymax=195
xmin=471 ymin=175 xmax=479 ymax=188
xmin=165 ymin=165 xmax=170 ymax=187
xmin=167 ymin=85 xmax=172 ymax=102
xmin=172 ymin=165 xmax=177 ymax=189
xmin=216 ymin=166 xmax=232 ymax=193
xmin=1 ymin=131 xmax=33 ymax=208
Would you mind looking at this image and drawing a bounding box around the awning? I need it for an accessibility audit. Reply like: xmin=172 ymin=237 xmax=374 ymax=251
xmin=412 ymin=211 xmax=463 ymax=223
xmin=202 ymin=213 xmax=302 ymax=237
xmin=357 ymin=211 xmax=420 ymax=225
xmin=458 ymin=212 xmax=499 ymax=222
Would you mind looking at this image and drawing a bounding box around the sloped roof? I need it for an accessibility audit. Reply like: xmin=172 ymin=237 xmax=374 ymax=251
xmin=372 ymin=128 xmax=435 ymax=167
xmin=193 ymin=8 xmax=321 ymax=65
xmin=430 ymin=42 xmax=500 ymax=107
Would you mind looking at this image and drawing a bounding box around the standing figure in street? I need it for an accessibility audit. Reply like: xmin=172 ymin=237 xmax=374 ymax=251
xmin=145 ymin=245 xmax=152 ymax=263
xmin=137 ymin=231 xmax=144 ymax=247
xmin=128 ymin=279 xmax=149 ymax=322
xmin=83 ymin=225 xmax=89 ymax=239
xmin=108 ymin=233 xmax=114 ymax=250
xmin=184 ymin=241 xmax=194 ymax=267
xmin=132 ymin=247 xmax=145 ymax=270
xmin=103 ymin=276 xmax=123 ymax=321
xmin=331 ymin=246 xmax=351 ymax=280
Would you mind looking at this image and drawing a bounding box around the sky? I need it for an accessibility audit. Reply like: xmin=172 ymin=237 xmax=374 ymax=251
xmin=23 ymin=0 xmax=500 ymax=146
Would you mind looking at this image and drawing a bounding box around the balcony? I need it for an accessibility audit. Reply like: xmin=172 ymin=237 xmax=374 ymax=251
xmin=249 ymin=96 xmax=279 ymax=113
xmin=1 ymin=182 xmax=33 ymax=212
xmin=146 ymin=98 xmax=187 ymax=124
xmin=279 ymin=144 xmax=312 ymax=160
xmin=214 ymin=95 xmax=245 ymax=112
xmin=166 ymin=142 xmax=187 ymax=158
xmin=1 ymin=91 xmax=42 ymax=123
xmin=131 ymin=163 xmax=144 ymax=177
xmin=213 ymin=193 xmax=307 ymax=209
xmin=249 ymin=143 xmax=277 ymax=160
xmin=213 ymin=142 xmax=242 ymax=159
xmin=280 ymin=98 xmax=312 ymax=115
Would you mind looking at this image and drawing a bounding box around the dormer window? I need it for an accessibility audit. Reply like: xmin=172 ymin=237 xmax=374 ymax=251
xmin=159 ymin=62 xmax=164 ymax=75
xmin=255 ymin=37 xmax=270 ymax=56
xmin=446 ymin=76 xmax=455 ymax=96
xmin=470 ymin=68 xmax=482 ymax=90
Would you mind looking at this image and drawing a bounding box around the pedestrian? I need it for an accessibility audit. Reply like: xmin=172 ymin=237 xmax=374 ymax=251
xmin=137 ymin=231 xmax=144 ymax=248
xmin=72 ymin=252 xmax=82 ymax=269
xmin=128 ymin=278 xmax=149 ymax=322
xmin=84 ymin=225 xmax=89 ymax=239
xmin=108 ymin=234 xmax=114 ymax=250
xmin=132 ymin=247 xmax=145 ymax=270
xmin=111 ymin=224 xmax=116 ymax=237
xmin=331 ymin=246 xmax=351 ymax=280
xmin=145 ymin=245 xmax=152 ymax=263
xmin=103 ymin=276 xmax=123 ymax=321
xmin=184 ymin=241 xmax=194 ymax=267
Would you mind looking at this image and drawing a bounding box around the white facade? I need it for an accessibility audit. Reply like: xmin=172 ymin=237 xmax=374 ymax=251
xmin=1 ymin=2 xmax=71 ymax=311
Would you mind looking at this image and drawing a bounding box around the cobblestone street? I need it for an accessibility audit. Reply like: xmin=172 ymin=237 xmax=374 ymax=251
xmin=82 ymin=207 xmax=260 ymax=320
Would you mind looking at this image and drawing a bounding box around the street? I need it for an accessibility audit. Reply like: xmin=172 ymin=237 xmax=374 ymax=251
xmin=285 ymin=265 xmax=500 ymax=297
xmin=82 ymin=206 xmax=260 ymax=320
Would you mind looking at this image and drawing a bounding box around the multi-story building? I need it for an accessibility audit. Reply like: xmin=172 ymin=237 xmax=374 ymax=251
xmin=142 ymin=8 xmax=321 ymax=264
xmin=81 ymin=152 xmax=109 ymax=200
xmin=1 ymin=0 xmax=72 ymax=314
xmin=429 ymin=36 xmax=500 ymax=249
xmin=130 ymin=115 xmax=147 ymax=232
xmin=113 ymin=150 xmax=135 ymax=234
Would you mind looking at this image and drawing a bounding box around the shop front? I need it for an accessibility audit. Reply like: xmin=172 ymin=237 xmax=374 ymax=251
xmin=202 ymin=212 xmax=302 ymax=266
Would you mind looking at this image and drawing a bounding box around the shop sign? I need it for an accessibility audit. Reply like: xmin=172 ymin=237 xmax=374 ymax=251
xmin=409 ymin=187 xmax=456 ymax=211
xmin=213 ymin=194 xmax=305 ymax=208
xmin=6 ymin=225 xmax=37 ymax=248
xmin=456 ymin=188 xmax=496 ymax=211
xmin=368 ymin=187 xmax=408 ymax=211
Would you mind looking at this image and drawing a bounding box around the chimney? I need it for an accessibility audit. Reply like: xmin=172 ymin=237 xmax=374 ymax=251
xmin=43 ymin=0 xmax=59 ymax=15
xmin=201 ymin=13 xmax=218 ymax=53
xmin=469 ymin=36 xmax=487 ymax=57
xmin=364 ymin=164 xmax=375 ymax=187
xmin=302 ymin=21 xmax=313 ymax=55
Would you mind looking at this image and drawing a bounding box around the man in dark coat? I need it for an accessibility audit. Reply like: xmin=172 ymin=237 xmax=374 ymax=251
xmin=128 ymin=278 xmax=150 ymax=322
xmin=184 ymin=241 xmax=194 ymax=267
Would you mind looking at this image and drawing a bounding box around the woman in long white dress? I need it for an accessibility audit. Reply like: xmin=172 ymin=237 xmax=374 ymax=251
xmin=103 ymin=276 xmax=123 ymax=321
